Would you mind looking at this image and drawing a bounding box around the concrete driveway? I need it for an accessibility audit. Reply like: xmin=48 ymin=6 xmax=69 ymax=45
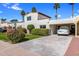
xmin=0 ymin=35 xmax=73 ymax=56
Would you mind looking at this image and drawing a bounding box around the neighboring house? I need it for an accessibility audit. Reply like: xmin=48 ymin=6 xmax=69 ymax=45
xmin=0 ymin=20 xmax=10 ymax=27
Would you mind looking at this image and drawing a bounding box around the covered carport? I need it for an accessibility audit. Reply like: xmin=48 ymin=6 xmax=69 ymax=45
xmin=50 ymin=23 xmax=75 ymax=35
xmin=49 ymin=17 xmax=79 ymax=36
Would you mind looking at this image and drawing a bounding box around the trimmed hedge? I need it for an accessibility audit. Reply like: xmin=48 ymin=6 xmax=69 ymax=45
xmin=31 ymin=28 xmax=49 ymax=36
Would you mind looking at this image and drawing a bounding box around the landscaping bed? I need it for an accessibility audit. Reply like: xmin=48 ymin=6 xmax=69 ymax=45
xmin=0 ymin=33 xmax=42 ymax=42
xmin=0 ymin=27 xmax=49 ymax=44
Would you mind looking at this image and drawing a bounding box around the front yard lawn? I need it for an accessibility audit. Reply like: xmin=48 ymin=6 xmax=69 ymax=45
xmin=0 ymin=33 xmax=42 ymax=41
xmin=0 ymin=33 xmax=7 ymax=41
xmin=25 ymin=34 xmax=41 ymax=40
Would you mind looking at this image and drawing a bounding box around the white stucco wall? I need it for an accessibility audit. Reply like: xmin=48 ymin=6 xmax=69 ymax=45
xmin=24 ymin=12 xmax=50 ymax=29
xmin=24 ymin=12 xmax=38 ymax=28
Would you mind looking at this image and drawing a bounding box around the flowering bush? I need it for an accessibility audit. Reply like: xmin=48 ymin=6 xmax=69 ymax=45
xmin=7 ymin=26 xmax=25 ymax=44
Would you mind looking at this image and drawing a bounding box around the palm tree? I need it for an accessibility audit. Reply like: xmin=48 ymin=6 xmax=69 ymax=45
xmin=69 ymin=3 xmax=74 ymax=18
xmin=21 ymin=10 xmax=26 ymax=22
xmin=10 ymin=19 xmax=18 ymax=29
xmin=53 ymin=3 xmax=60 ymax=19
xmin=31 ymin=7 xmax=37 ymax=12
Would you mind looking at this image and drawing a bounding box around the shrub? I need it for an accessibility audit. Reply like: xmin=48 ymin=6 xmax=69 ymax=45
xmin=17 ymin=26 xmax=27 ymax=33
xmin=6 ymin=26 xmax=13 ymax=33
xmin=27 ymin=24 xmax=35 ymax=33
xmin=22 ymin=28 xmax=27 ymax=33
xmin=7 ymin=26 xmax=25 ymax=44
xmin=31 ymin=28 xmax=49 ymax=36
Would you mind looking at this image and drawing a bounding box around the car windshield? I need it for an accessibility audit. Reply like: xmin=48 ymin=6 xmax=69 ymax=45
xmin=60 ymin=26 xmax=69 ymax=29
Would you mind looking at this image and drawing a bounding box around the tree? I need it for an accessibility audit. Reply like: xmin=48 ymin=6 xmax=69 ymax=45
xmin=1 ymin=18 xmax=6 ymax=22
xmin=27 ymin=24 xmax=35 ymax=33
xmin=53 ymin=3 xmax=60 ymax=19
xmin=69 ymin=3 xmax=74 ymax=18
xmin=31 ymin=7 xmax=37 ymax=12
xmin=10 ymin=19 xmax=18 ymax=29
xmin=21 ymin=10 xmax=26 ymax=22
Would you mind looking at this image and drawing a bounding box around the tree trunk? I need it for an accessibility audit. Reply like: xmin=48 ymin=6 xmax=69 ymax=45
xmin=14 ymin=23 xmax=16 ymax=30
xmin=72 ymin=4 xmax=74 ymax=18
xmin=22 ymin=16 xmax=24 ymax=22
xmin=56 ymin=9 xmax=58 ymax=19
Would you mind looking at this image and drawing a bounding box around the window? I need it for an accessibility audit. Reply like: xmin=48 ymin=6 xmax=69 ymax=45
xmin=40 ymin=25 xmax=46 ymax=28
xmin=27 ymin=16 xmax=31 ymax=21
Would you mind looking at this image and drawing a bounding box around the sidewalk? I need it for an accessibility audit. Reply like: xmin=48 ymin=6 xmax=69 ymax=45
xmin=65 ymin=37 xmax=79 ymax=56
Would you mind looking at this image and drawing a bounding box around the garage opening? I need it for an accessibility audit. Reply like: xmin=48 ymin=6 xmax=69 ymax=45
xmin=70 ymin=24 xmax=75 ymax=35
xmin=52 ymin=24 xmax=75 ymax=35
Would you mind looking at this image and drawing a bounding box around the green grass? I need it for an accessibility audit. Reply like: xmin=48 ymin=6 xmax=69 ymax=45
xmin=0 ymin=33 xmax=7 ymax=40
xmin=0 ymin=33 xmax=42 ymax=42
xmin=25 ymin=34 xmax=41 ymax=40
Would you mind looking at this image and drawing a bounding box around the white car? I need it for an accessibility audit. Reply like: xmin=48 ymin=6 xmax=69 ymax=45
xmin=57 ymin=26 xmax=70 ymax=35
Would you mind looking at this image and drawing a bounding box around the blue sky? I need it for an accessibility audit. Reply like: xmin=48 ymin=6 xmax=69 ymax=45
xmin=0 ymin=3 xmax=79 ymax=21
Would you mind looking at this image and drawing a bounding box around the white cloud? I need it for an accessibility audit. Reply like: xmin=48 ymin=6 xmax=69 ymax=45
xmin=2 ymin=3 xmax=10 ymax=8
xmin=11 ymin=4 xmax=22 ymax=10
xmin=58 ymin=14 xmax=61 ymax=18
xmin=2 ymin=3 xmax=22 ymax=11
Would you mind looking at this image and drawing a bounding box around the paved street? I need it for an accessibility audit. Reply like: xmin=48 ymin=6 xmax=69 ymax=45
xmin=0 ymin=35 xmax=73 ymax=56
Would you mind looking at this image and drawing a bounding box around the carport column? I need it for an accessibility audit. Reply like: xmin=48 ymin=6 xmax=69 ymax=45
xmin=50 ymin=27 xmax=53 ymax=35
xmin=75 ymin=23 xmax=77 ymax=37
xmin=50 ymin=25 xmax=54 ymax=35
